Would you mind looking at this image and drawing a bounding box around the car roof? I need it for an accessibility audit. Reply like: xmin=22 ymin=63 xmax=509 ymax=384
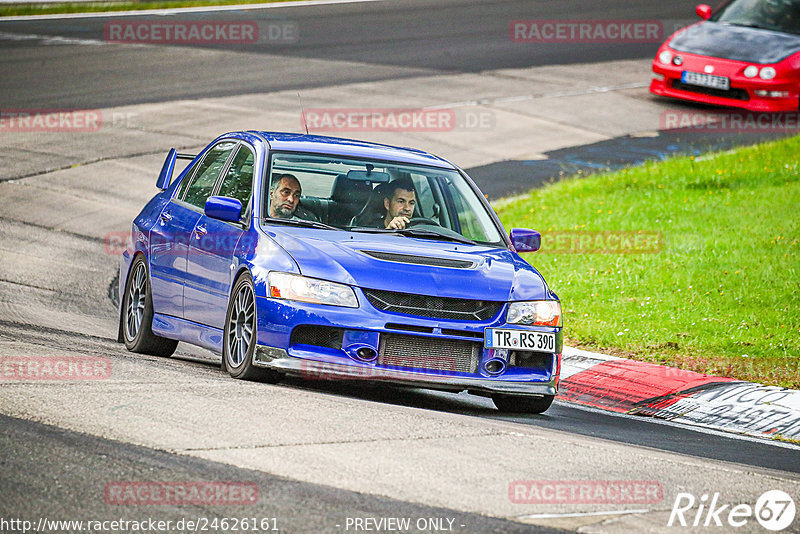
xmin=248 ymin=131 xmax=456 ymax=170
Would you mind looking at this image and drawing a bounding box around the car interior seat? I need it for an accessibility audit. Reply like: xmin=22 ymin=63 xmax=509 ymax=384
xmin=350 ymin=182 xmax=392 ymax=227
xmin=329 ymin=174 xmax=373 ymax=227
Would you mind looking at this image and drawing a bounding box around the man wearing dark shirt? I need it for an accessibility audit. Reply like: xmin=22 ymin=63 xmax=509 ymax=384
xmin=269 ymin=174 xmax=319 ymax=221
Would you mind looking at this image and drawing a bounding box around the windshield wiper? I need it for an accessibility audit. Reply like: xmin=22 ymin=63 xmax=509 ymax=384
xmin=347 ymin=227 xmax=393 ymax=233
xmin=349 ymin=226 xmax=476 ymax=244
xmin=348 ymin=226 xmax=477 ymax=245
xmin=263 ymin=218 xmax=340 ymax=230
xmin=728 ymin=21 xmax=799 ymax=34
xmin=725 ymin=21 xmax=773 ymax=30
xmin=396 ymin=228 xmax=476 ymax=245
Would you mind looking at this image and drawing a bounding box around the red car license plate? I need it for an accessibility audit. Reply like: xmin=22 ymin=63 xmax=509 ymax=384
xmin=682 ymin=70 xmax=731 ymax=91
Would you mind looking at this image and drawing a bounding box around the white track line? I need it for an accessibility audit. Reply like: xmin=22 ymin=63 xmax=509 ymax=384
xmin=0 ymin=29 xmax=107 ymax=45
xmin=516 ymin=508 xmax=650 ymax=520
xmin=0 ymin=0 xmax=387 ymax=21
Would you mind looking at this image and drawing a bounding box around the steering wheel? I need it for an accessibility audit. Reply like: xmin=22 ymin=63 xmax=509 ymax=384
xmin=405 ymin=217 xmax=441 ymax=228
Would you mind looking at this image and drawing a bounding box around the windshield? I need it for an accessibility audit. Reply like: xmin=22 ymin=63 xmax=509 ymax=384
xmin=263 ymin=152 xmax=505 ymax=246
xmin=710 ymin=0 xmax=800 ymax=35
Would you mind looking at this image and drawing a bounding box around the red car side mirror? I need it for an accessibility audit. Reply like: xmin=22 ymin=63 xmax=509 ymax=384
xmin=696 ymin=4 xmax=712 ymax=20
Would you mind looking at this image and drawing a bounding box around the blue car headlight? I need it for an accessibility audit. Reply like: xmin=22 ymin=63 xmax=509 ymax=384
xmin=507 ymin=301 xmax=562 ymax=327
xmin=268 ymin=272 xmax=358 ymax=308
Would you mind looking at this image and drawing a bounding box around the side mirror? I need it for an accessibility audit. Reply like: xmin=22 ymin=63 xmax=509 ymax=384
xmin=696 ymin=4 xmax=712 ymax=20
xmin=156 ymin=148 xmax=177 ymax=190
xmin=510 ymin=228 xmax=541 ymax=253
xmin=205 ymin=196 xmax=243 ymax=223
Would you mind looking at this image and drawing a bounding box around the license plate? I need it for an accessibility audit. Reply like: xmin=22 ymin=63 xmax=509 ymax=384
xmin=681 ymin=70 xmax=730 ymax=90
xmin=485 ymin=328 xmax=556 ymax=352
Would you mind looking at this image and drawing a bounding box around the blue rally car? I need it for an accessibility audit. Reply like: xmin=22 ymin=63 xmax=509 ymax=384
xmin=118 ymin=132 xmax=562 ymax=413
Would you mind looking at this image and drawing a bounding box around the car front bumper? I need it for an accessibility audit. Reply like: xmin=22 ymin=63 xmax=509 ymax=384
xmin=253 ymin=293 xmax=561 ymax=397
xmin=254 ymin=345 xmax=559 ymax=397
xmin=650 ymin=53 xmax=799 ymax=113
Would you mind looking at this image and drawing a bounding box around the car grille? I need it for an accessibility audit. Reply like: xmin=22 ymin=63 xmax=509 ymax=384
xmin=363 ymin=288 xmax=502 ymax=321
xmin=291 ymin=326 xmax=344 ymax=349
xmin=671 ymin=80 xmax=750 ymax=101
xmin=510 ymin=351 xmax=553 ymax=370
xmin=384 ymin=323 xmax=484 ymax=339
xmin=378 ymin=333 xmax=480 ymax=373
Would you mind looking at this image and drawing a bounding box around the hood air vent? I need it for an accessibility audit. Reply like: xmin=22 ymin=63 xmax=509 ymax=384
xmin=360 ymin=250 xmax=474 ymax=269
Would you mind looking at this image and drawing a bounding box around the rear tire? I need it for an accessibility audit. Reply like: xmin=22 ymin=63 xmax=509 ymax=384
xmin=121 ymin=256 xmax=178 ymax=357
xmin=492 ymin=394 xmax=554 ymax=414
xmin=223 ymin=272 xmax=282 ymax=383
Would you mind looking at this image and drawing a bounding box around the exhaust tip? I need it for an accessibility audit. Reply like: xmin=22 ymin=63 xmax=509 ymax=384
xmin=345 ymin=343 xmax=378 ymax=362
xmin=356 ymin=347 xmax=377 ymax=361
xmin=484 ymin=358 xmax=506 ymax=376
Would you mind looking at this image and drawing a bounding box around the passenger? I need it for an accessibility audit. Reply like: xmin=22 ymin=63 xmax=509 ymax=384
xmin=269 ymin=174 xmax=319 ymax=221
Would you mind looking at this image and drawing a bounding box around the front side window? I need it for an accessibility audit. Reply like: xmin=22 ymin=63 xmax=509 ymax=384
xmin=265 ymin=152 xmax=505 ymax=246
xmin=217 ymin=145 xmax=255 ymax=210
xmin=182 ymin=141 xmax=236 ymax=208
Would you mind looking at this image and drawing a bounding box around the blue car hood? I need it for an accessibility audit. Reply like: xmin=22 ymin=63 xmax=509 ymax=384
xmin=670 ymin=22 xmax=800 ymax=63
xmin=264 ymin=228 xmax=548 ymax=302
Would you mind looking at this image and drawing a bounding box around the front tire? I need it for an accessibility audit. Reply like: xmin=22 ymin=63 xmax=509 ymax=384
xmin=121 ymin=255 xmax=178 ymax=357
xmin=223 ymin=272 xmax=282 ymax=383
xmin=492 ymin=394 xmax=554 ymax=414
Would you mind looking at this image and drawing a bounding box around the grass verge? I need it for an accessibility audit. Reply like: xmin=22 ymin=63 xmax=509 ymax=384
xmin=0 ymin=0 xmax=290 ymax=17
xmin=496 ymin=135 xmax=800 ymax=388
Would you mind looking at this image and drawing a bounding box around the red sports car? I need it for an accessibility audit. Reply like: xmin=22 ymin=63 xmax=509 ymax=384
xmin=650 ymin=0 xmax=800 ymax=111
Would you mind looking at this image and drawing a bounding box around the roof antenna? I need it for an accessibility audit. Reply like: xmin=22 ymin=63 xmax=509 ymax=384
xmin=298 ymin=92 xmax=309 ymax=134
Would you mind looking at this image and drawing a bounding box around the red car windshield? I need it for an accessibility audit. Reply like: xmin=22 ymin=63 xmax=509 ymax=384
xmin=711 ymin=0 xmax=800 ymax=35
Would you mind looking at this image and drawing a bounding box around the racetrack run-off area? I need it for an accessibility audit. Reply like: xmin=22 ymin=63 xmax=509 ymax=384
xmin=560 ymin=347 xmax=800 ymax=442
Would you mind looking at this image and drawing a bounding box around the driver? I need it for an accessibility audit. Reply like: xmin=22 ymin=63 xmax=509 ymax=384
xmin=381 ymin=177 xmax=416 ymax=229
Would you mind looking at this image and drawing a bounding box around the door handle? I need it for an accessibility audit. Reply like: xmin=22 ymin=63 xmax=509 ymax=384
xmin=195 ymin=225 xmax=207 ymax=238
xmin=159 ymin=211 xmax=173 ymax=223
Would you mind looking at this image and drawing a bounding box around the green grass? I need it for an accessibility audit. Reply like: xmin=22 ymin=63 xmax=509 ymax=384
xmin=0 ymin=0 xmax=290 ymax=17
xmin=496 ymin=135 xmax=800 ymax=388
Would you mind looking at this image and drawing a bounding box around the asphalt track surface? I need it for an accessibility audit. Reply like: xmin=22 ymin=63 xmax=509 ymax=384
xmin=1 ymin=1 xmax=799 ymax=532
xmin=0 ymin=0 xmax=788 ymax=196
xmin=0 ymin=0 xmax=703 ymax=108
xmin=1 ymin=413 xmax=565 ymax=534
